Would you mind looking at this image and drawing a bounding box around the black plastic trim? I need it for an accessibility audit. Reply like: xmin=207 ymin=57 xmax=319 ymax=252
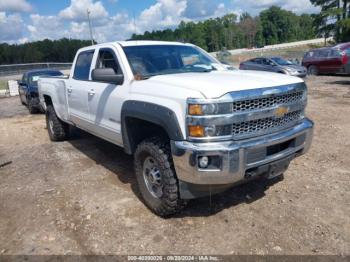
xmin=121 ymin=100 xmax=184 ymax=154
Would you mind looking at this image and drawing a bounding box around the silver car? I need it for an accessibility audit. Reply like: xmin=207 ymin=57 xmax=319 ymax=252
xmin=239 ymin=56 xmax=307 ymax=78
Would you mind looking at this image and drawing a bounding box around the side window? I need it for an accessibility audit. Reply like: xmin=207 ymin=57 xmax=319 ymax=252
xmin=330 ymin=49 xmax=341 ymax=57
xmin=95 ymin=49 xmax=122 ymax=74
xmin=73 ymin=50 xmax=94 ymax=80
xmin=318 ymin=50 xmax=329 ymax=58
xmin=305 ymin=52 xmax=313 ymax=58
xmin=262 ymin=59 xmax=273 ymax=65
xmin=254 ymin=58 xmax=262 ymax=64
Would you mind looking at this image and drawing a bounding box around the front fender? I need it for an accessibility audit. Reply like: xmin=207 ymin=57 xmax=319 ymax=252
xmin=121 ymin=100 xmax=184 ymax=154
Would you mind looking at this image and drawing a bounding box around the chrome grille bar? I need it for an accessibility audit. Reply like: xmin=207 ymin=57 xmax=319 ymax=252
xmin=187 ymin=82 xmax=307 ymax=142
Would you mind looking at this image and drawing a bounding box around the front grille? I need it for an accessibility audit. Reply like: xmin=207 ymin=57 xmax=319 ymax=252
xmin=232 ymin=110 xmax=302 ymax=139
xmin=232 ymin=90 xmax=304 ymax=112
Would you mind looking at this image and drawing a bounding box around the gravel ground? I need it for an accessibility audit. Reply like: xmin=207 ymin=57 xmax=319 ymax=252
xmin=0 ymin=75 xmax=349 ymax=255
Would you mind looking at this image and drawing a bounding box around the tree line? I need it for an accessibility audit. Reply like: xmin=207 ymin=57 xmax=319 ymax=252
xmin=131 ymin=6 xmax=317 ymax=52
xmin=0 ymin=38 xmax=92 ymax=65
xmin=311 ymin=0 xmax=350 ymax=42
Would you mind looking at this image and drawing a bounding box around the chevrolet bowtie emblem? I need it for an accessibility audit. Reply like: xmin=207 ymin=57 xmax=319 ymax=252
xmin=275 ymin=107 xmax=289 ymax=118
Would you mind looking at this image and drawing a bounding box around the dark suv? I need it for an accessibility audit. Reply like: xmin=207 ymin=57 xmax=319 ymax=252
xmin=18 ymin=69 xmax=63 ymax=113
xmin=302 ymin=42 xmax=350 ymax=75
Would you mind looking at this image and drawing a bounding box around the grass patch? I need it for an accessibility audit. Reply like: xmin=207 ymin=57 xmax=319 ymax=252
xmin=220 ymin=43 xmax=326 ymax=66
xmin=0 ymin=80 xmax=8 ymax=90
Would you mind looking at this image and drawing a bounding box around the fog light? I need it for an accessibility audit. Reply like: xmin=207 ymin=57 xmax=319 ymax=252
xmin=198 ymin=156 xmax=209 ymax=168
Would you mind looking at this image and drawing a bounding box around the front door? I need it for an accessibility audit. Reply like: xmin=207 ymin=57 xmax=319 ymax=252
xmin=67 ymin=49 xmax=94 ymax=128
xmin=87 ymin=47 xmax=125 ymax=145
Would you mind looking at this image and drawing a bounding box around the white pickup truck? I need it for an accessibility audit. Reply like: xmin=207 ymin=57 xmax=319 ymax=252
xmin=39 ymin=41 xmax=313 ymax=216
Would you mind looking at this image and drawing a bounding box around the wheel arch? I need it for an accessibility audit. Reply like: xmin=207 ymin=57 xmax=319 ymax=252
xmin=121 ymin=100 xmax=184 ymax=155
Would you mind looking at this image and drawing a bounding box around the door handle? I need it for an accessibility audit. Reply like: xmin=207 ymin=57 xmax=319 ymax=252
xmin=88 ymin=89 xmax=95 ymax=96
xmin=67 ymin=88 xmax=72 ymax=93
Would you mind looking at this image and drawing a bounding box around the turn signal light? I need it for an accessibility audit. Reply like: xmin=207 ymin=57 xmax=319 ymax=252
xmin=188 ymin=104 xmax=203 ymax=115
xmin=188 ymin=125 xmax=205 ymax=137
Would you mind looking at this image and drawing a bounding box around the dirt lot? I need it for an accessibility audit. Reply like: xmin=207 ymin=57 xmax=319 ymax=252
xmin=0 ymin=75 xmax=349 ymax=255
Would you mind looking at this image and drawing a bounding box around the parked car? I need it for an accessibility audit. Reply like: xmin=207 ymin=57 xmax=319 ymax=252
xmin=239 ymin=56 xmax=307 ymax=77
xmin=302 ymin=42 xmax=350 ymax=75
xmin=18 ymin=69 xmax=63 ymax=113
xmin=38 ymin=41 xmax=313 ymax=216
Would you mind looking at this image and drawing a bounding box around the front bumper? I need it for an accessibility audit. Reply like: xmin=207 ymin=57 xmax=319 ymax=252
xmin=171 ymin=118 xmax=313 ymax=186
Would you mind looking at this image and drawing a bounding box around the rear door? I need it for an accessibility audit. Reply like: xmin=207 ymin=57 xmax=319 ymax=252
xmin=261 ymin=58 xmax=276 ymax=72
xmin=246 ymin=58 xmax=263 ymax=70
xmin=327 ymin=49 xmax=343 ymax=72
xmin=67 ymin=49 xmax=95 ymax=128
xmin=317 ymin=49 xmax=331 ymax=73
xmin=87 ymin=47 xmax=126 ymax=145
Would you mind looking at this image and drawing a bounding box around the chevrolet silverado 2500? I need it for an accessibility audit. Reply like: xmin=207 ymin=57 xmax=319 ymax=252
xmin=38 ymin=41 xmax=314 ymax=216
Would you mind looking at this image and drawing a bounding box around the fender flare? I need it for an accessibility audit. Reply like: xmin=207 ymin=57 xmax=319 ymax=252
xmin=121 ymin=100 xmax=184 ymax=154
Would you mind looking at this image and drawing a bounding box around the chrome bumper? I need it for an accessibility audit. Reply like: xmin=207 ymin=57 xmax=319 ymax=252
xmin=171 ymin=118 xmax=313 ymax=185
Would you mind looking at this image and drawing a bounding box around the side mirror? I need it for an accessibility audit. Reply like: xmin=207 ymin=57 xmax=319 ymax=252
xmin=91 ymin=68 xmax=124 ymax=85
xmin=18 ymin=81 xmax=26 ymax=87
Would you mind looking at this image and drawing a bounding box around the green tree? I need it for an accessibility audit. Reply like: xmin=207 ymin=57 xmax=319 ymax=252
xmin=310 ymin=0 xmax=350 ymax=42
xmin=0 ymin=38 xmax=92 ymax=65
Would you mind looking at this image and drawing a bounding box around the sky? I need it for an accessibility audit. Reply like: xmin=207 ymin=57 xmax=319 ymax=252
xmin=0 ymin=0 xmax=320 ymax=44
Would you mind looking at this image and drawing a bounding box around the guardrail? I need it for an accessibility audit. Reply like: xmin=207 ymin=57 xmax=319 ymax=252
xmin=0 ymin=62 xmax=72 ymax=77
xmin=211 ymin=37 xmax=333 ymax=57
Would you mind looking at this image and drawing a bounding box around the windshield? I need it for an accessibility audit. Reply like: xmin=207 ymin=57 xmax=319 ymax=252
xmin=270 ymin=57 xmax=293 ymax=66
xmin=123 ymin=45 xmax=217 ymax=78
xmin=29 ymin=71 xmax=63 ymax=85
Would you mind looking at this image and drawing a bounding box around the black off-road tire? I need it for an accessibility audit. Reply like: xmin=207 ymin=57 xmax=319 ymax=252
xmin=27 ymin=97 xmax=39 ymax=114
xmin=46 ymin=105 xmax=69 ymax=141
xmin=134 ymin=137 xmax=187 ymax=217
xmin=308 ymin=65 xmax=319 ymax=75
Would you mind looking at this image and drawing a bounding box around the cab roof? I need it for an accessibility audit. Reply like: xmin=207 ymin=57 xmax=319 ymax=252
xmin=79 ymin=40 xmax=193 ymax=50
xmin=117 ymin=40 xmax=192 ymax=47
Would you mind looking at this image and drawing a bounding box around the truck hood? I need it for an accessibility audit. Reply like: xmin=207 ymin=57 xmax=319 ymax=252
xmin=145 ymin=70 xmax=304 ymax=99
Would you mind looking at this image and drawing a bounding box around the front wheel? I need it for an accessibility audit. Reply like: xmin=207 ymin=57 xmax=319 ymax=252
xmin=307 ymin=65 xmax=319 ymax=75
xmin=46 ymin=105 xmax=69 ymax=141
xmin=134 ymin=137 xmax=187 ymax=217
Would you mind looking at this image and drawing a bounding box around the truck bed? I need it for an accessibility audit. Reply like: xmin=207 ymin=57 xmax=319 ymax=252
xmin=38 ymin=77 xmax=69 ymax=121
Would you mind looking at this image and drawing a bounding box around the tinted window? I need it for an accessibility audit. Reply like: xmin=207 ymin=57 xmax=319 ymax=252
xmin=29 ymin=71 xmax=63 ymax=85
xmin=253 ymin=58 xmax=263 ymax=64
xmin=304 ymin=51 xmax=314 ymax=58
xmin=271 ymin=57 xmax=293 ymax=65
xmin=262 ymin=59 xmax=275 ymax=65
xmin=330 ymin=49 xmax=342 ymax=57
xmin=96 ymin=49 xmax=122 ymax=74
xmin=318 ymin=49 xmax=330 ymax=58
xmin=73 ymin=50 xmax=94 ymax=80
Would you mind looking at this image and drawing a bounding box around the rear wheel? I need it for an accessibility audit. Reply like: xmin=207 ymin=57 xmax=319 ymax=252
xmin=46 ymin=105 xmax=69 ymax=141
xmin=134 ymin=137 xmax=187 ymax=217
xmin=307 ymin=65 xmax=319 ymax=75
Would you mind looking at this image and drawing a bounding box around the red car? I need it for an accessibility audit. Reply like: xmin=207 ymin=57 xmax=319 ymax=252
xmin=302 ymin=42 xmax=350 ymax=75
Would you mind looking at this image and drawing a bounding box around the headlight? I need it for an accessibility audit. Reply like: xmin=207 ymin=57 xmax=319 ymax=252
xmin=286 ymin=68 xmax=298 ymax=74
xmin=188 ymin=103 xmax=232 ymax=115
xmin=188 ymin=124 xmax=231 ymax=138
